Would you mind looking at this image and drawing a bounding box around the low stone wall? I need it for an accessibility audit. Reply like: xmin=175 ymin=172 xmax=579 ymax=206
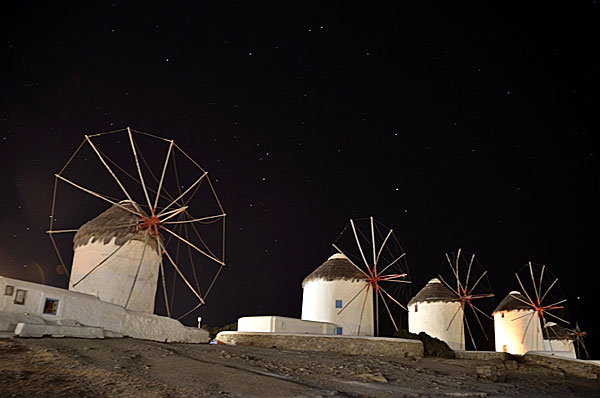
xmin=524 ymin=352 xmax=600 ymax=380
xmin=216 ymin=332 xmax=424 ymax=358
xmin=454 ymin=350 xmax=512 ymax=361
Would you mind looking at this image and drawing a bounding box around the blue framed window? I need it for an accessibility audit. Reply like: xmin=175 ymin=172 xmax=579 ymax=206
xmin=43 ymin=298 xmax=59 ymax=315
xmin=336 ymin=327 xmax=343 ymax=335
xmin=335 ymin=299 xmax=342 ymax=308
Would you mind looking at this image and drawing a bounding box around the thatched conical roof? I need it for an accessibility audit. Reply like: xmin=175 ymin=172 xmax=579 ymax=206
xmin=302 ymin=253 xmax=366 ymax=287
xmin=493 ymin=291 xmax=531 ymax=313
xmin=408 ymin=278 xmax=457 ymax=306
xmin=543 ymin=323 xmax=572 ymax=341
xmin=73 ymin=200 xmax=160 ymax=253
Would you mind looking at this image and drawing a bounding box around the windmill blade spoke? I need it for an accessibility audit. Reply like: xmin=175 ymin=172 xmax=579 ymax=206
xmin=456 ymin=248 xmax=462 ymax=293
xmin=544 ymin=311 xmax=570 ymax=325
xmin=164 ymin=214 xmax=226 ymax=224
xmin=511 ymin=310 xmax=538 ymax=322
xmin=445 ymin=252 xmax=463 ymax=293
xmin=377 ymin=253 xmax=406 ymax=276
xmin=350 ymin=219 xmax=371 ymax=270
xmin=446 ymin=305 xmax=462 ymax=331
xmin=379 ymin=286 xmax=407 ymax=311
xmin=468 ymin=302 xmax=489 ymax=340
xmin=375 ymin=229 xmax=393 ymax=267
xmin=153 ymin=140 xmax=174 ymax=209
xmin=467 ymin=270 xmax=488 ymax=296
xmin=55 ymin=174 xmax=142 ymax=217
xmin=332 ymin=244 xmax=370 ymax=278
xmin=539 ymin=277 xmax=559 ymax=304
xmin=177 ymin=302 xmax=204 ymax=321
xmin=515 ymin=273 xmax=536 ymax=307
xmin=157 ymin=171 xmax=208 ymax=217
xmin=538 ymin=264 xmax=546 ymax=307
xmin=370 ymin=217 xmax=377 ymax=271
xmin=159 ymin=206 xmax=188 ymax=223
xmin=85 ymin=135 xmax=135 ymax=204
xmin=437 ymin=274 xmax=460 ymax=297
xmin=469 ymin=302 xmax=494 ymax=320
xmin=465 ymin=253 xmax=474 ymax=291
xmin=543 ymin=298 xmax=567 ymax=309
xmin=509 ymin=293 xmax=537 ymax=309
xmin=161 ymin=226 xmax=224 ymax=266
xmin=464 ymin=313 xmax=477 ymax=350
xmin=528 ymin=261 xmax=541 ymax=304
xmin=127 ymin=127 xmax=153 ymax=210
xmin=71 ymin=244 xmax=125 ymax=288
xmin=124 ymin=230 xmax=150 ymax=307
xmin=158 ymin=253 xmax=171 ymax=318
xmin=520 ymin=312 xmax=536 ymax=344
xmin=161 ymin=242 xmax=205 ymax=304
xmin=378 ymin=291 xmax=399 ymax=332
xmin=356 ymin=284 xmax=370 ymax=336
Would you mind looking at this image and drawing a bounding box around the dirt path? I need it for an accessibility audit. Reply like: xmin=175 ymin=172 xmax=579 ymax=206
xmin=0 ymin=338 xmax=597 ymax=397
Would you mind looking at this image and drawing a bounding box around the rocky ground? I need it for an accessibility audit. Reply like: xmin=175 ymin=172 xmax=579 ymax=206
xmin=0 ymin=337 xmax=598 ymax=397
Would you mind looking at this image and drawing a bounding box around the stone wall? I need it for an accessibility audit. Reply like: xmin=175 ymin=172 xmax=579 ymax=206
xmin=216 ymin=331 xmax=424 ymax=358
xmin=524 ymin=352 xmax=600 ymax=380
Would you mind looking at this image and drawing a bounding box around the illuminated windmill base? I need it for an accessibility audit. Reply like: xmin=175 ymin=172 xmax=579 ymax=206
xmin=408 ymin=278 xmax=465 ymax=351
xmin=301 ymin=254 xmax=374 ymax=336
xmin=493 ymin=291 xmax=544 ymax=355
xmin=69 ymin=201 xmax=162 ymax=314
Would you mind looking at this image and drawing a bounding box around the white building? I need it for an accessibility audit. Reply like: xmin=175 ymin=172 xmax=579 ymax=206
xmin=301 ymin=253 xmax=374 ymax=336
xmin=543 ymin=322 xmax=576 ymax=359
xmin=70 ymin=201 xmax=161 ymax=314
xmin=0 ymin=276 xmax=208 ymax=342
xmin=407 ymin=278 xmax=464 ymax=350
xmin=493 ymin=291 xmax=544 ymax=355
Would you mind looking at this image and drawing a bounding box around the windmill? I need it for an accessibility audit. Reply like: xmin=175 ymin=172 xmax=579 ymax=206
xmin=318 ymin=216 xmax=411 ymax=336
xmin=568 ymin=322 xmax=590 ymax=359
xmin=48 ymin=127 xmax=226 ymax=323
xmin=493 ymin=262 xmax=569 ymax=355
xmin=432 ymin=249 xmax=495 ymax=350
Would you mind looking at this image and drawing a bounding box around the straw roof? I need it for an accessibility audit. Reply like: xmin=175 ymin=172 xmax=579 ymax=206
xmin=73 ymin=200 xmax=161 ymax=253
xmin=408 ymin=278 xmax=457 ymax=306
xmin=493 ymin=291 xmax=531 ymax=313
xmin=543 ymin=323 xmax=572 ymax=341
xmin=302 ymin=253 xmax=366 ymax=287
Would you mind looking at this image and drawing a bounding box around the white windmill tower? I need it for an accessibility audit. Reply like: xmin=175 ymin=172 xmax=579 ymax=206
xmin=301 ymin=217 xmax=411 ymax=336
xmin=301 ymin=253 xmax=374 ymax=336
xmin=48 ymin=127 xmax=227 ymax=321
xmin=70 ymin=200 xmax=162 ymax=313
xmin=493 ymin=262 xmax=569 ymax=356
xmin=493 ymin=291 xmax=544 ymax=354
xmin=408 ymin=278 xmax=464 ymax=350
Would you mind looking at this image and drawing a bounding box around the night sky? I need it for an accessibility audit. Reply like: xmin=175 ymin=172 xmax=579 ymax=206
xmin=2 ymin=3 xmax=598 ymax=355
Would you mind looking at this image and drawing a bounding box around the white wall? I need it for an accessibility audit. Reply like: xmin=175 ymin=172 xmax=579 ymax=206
xmin=494 ymin=309 xmax=543 ymax=355
xmin=0 ymin=276 xmax=207 ymax=343
xmin=238 ymin=316 xmax=338 ymax=334
xmin=70 ymin=237 xmax=160 ymax=314
xmin=408 ymin=301 xmax=465 ymax=350
xmin=301 ymin=279 xmax=373 ymax=336
xmin=543 ymin=339 xmax=576 ymax=358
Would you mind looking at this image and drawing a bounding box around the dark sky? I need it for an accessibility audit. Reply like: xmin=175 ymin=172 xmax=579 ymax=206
xmin=2 ymin=2 xmax=598 ymax=355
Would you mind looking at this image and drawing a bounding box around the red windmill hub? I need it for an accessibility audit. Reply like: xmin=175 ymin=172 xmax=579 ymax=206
xmin=138 ymin=208 xmax=161 ymax=237
xmin=365 ymin=265 xmax=406 ymax=294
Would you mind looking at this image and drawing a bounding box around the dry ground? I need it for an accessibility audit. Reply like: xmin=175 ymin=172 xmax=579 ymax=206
xmin=0 ymin=337 xmax=598 ymax=397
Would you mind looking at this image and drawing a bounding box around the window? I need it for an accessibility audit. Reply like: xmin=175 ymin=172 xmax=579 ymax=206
xmin=335 ymin=299 xmax=342 ymax=309
xmin=14 ymin=289 xmax=27 ymax=305
xmin=336 ymin=327 xmax=343 ymax=335
xmin=414 ymin=304 xmax=418 ymax=312
xmin=4 ymin=285 xmax=14 ymax=296
xmin=43 ymin=298 xmax=60 ymax=315
xmin=501 ymin=313 xmax=505 ymax=318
